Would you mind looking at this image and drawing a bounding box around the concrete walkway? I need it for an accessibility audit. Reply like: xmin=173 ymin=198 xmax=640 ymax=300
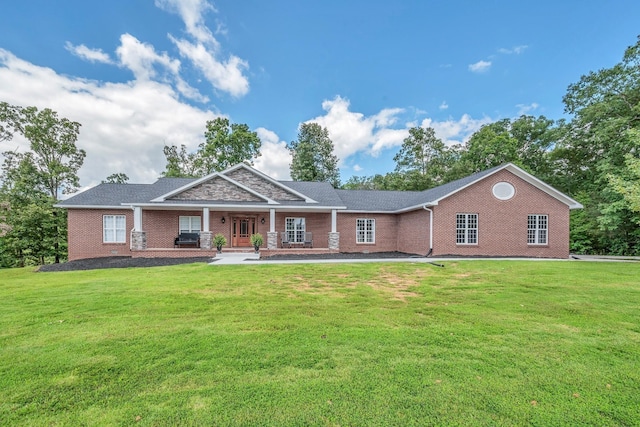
xmin=207 ymin=253 xmax=640 ymax=266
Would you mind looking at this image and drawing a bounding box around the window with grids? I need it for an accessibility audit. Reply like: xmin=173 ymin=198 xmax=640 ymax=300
xmin=103 ymin=215 xmax=126 ymax=243
xmin=179 ymin=216 xmax=201 ymax=233
xmin=528 ymin=214 xmax=548 ymax=244
xmin=356 ymin=218 xmax=375 ymax=243
xmin=456 ymin=213 xmax=478 ymax=244
xmin=285 ymin=217 xmax=306 ymax=243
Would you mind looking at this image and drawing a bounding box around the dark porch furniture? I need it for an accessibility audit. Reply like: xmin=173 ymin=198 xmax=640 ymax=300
xmin=304 ymin=232 xmax=313 ymax=248
xmin=281 ymin=232 xmax=291 ymax=248
xmin=174 ymin=232 xmax=200 ymax=248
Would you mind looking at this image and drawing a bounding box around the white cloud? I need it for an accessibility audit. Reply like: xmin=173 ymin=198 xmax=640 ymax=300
xmin=306 ymin=96 xmax=491 ymax=164
xmin=516 ymin=102 xmax=539 ymax=115
xmin=421 ymin=114 xmax=492 ymax=146
xmin=155 ymin=0 xmax=218 ymax=46
xmin=439 ymin=101 xmax=448 ymax=110
xmin=498 ymin=45 xmax=528 ymax=55
xmin=253 ymin=127 xmax=291 ymax=180
xmin=353 ymin=164 xmax=362 ymax=172
xmin=156 ymin=0 xmax=250 ymax=97
xmin=308 ymin=96 xmax=408 ymax=161
xmin=116 ymin=33 xmax=180 ymax=81
xmin=169 ymin=36 xmax=249 ymax=97
xmin=0 ymin=49 xmax=215 ymax=187
xmin=468 ymin=60 xmax=491 ymax=73
xmin=65 ymin=42 xmax=113 ymax=64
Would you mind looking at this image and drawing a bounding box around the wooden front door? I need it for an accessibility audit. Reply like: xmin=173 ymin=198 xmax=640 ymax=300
xmin=232 ymin=217 xmax=255 ymax=247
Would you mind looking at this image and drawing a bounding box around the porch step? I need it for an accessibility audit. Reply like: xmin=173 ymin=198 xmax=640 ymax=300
xmin=214 ymin=252 xmax=260 ymax=262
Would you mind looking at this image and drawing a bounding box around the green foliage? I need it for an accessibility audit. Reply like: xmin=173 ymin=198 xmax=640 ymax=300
xmin=1 ymin=261 xmax=639 ymax=424
xmin=162 ymin=144 xmax=200 ymax=178
xmin=393 ymin=126 xmax=450 ymax=190
xmin=102 ymin=173 xmax=129 ymax=184
xmin=0 ymin=101 xmax=23 ymax=143
xmin=0 ymin=103 xmax=82 ymax=265
xmin=555 ymin=36 xmax=640 ymax=254
xmin=289 ymin=123 xmax=340 ymax=188
xmin=460 ymin=116 xmax=555 ymax=179
xmin=213 ymin=233 xmax=227 ymax=249
xmin=250 ymin=233 xmax=264 ymax=248
xmin=200 ymin=117 xmax=261 ymax=174
xmin=162 ymin=117 xmax=261 ymax=178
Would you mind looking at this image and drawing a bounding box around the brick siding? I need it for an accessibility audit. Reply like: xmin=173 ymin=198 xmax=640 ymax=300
xmin=66 ymin=170 xmax=571 ymax=260
xmin=432 ymin=169 xmax=570 ymax=258
xmin=67 ymin=209 xmax=132 ymax=260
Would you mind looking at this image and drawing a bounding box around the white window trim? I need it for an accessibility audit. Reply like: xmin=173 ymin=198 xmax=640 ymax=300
xmin=103 ymin=215 xmax=126 ymax=243
xmin=179 ymin=216 xmax=201 ymax=233
xmin=528 ymin=214 xmax=548 ymax=245
xmin=285 ymin=217 xmax=306 ymax=243
xmin=356 ymin=218 xmax=375 ymax=244
xmin=456 ymin=213 xmax=478 ymax=245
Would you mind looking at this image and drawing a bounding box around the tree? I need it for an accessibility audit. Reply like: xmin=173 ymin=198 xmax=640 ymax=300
xmin=0 ymin=101 xmax=23 ymax=143
xmin=554 ymin=36 xmax=640 ymax=255
xmin=608 ymin=130 xmax=640 ymax=214
xmin=162 ymin=144 xmax=200 ymax=178
xmin=0 ymin=105 xmax=84 ymax=265
xmin=459 ymin=116 xmax=555 ymax=180
xmin=200 ymin=117 xmax=261 ymax=174
xmin=289 ymin=122 xmax=340 ymax=187
xmin=162 ymin=117 xmax=261 ymax=177
xmin=393 ymin=126 xmax=450 ymax=190
xmin=102 ymin=173 xmax=130 ymax=184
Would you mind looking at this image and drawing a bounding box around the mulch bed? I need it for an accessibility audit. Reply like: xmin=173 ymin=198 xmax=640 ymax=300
xmin=37 ymin=252 xmax=420 ymax=272
xmin=37 ymin=256 xmax=214 ymax=272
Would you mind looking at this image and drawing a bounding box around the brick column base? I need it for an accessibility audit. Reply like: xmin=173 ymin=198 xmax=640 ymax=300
xmin=131 ymin=231 xmax=147 ymax=251
xmin=199 ymin=231 xmax=212 ymax=250
xmin=267 ymin=231 xmax=278 ymax=249
xmin=328 ymin=232 xmax=340 ymax=250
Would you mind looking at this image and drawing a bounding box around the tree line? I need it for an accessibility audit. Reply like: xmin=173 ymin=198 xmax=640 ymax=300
xmin=2 ymin=36 xmax=639 ymax=266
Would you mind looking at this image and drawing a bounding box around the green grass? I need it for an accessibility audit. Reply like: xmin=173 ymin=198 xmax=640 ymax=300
xmin=1 ymin=261 xmax=639 ymax=426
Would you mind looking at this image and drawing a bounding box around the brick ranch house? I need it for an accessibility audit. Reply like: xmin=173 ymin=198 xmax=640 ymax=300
xmin=57 ymin=162 xmax=582 ymax=260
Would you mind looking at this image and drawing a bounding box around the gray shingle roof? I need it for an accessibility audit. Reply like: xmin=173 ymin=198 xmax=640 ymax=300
xmin=59 ymin=163 xmax=566 ymax=212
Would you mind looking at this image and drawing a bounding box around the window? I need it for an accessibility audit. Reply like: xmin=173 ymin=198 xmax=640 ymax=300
xmin=356 ymin=218 xmax=375 ymax=243
xmin=179 ymin=216 xmax=201 ymax=233
xmin=456 ymin=213 xmax=478 ymax=244
xmin=285 ymin=217 xmax=306 ymax=243
xmin=528 ymin=214 xmax=548 ymax=244
xmin=103 ymin=215 xmax=126 ymax=243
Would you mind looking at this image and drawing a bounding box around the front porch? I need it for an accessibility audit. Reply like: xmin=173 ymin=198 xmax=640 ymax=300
xmin=129 ymin=206 xmax=342 ymax=254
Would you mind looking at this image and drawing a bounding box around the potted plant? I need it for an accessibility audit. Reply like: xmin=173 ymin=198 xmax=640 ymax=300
xmin=250 ymin=233 xmax=264 ymax=253
xmin=213 ymin=233 xmax=227 ymax=252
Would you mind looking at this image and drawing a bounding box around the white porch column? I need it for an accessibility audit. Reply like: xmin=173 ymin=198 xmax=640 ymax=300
xmin=267 ymin=208 xmax=277 ymax=249
xmin=328 ymin=209 xmax=339 ymax=250
xmin=131 ymin=206 xmax=147 ymax=251
xmin=331 ymin=209 xmax=337 ymax=233
xmin=133 ymin=206 xmax=143 ymax=231
xmin=269 ymin=208 xmax=276 ymax=232
xmin=202 ymin=207 xmax=210 ymax=232
xmin=199 ymin=207 xmax=212 ymax=249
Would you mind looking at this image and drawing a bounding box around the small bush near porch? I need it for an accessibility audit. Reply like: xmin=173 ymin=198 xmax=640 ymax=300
xmin=1 ymin=261 xmax=639 ymax=425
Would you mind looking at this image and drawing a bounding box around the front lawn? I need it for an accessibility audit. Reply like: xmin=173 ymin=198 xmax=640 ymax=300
xmin=1 ymin=261 xmax=639 ymax=425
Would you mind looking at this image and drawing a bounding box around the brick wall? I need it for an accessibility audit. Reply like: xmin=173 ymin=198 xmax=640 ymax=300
xmin=337 ymin=213 xmax=399 ymax=253
xmin=431 ymin=169 xmax=570 ymax=258
xmin=67 ymin=209 xmax=133 ymax=260
xmin=397 ymin=209 xmax=431 ymax=255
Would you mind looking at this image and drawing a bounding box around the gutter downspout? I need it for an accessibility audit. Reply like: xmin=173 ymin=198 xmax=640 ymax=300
xmin=423 ymin=205 xmax=433 ymax=256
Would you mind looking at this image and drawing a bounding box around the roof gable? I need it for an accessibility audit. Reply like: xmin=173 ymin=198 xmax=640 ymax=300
xmin=151 ymin=163 xmax=318 ymax=205
xmin=424 ymin=163 xmax=583 ymax=209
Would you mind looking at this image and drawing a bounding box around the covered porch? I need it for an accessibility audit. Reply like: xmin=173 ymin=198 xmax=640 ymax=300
xmin=127 ymin=205 xmax=341 ymax=256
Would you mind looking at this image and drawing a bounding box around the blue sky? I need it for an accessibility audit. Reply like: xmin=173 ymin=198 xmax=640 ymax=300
xmin=1 ymin=0 xmax=639 ymax=189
